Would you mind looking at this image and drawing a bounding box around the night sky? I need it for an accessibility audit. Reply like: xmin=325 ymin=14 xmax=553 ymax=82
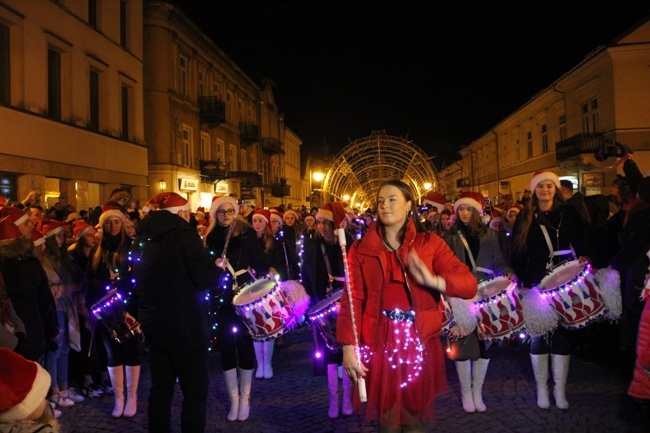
xmin=177 ymin=1 xmax=650 ymax=170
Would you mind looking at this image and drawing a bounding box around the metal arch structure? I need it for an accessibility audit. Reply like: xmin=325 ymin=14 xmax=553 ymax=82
xmin=322 ymin=131 xmax=440 ymax=210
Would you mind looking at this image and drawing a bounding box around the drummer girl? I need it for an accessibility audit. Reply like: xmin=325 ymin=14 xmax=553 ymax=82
xmin=444 ymin=191 xmax=515 ymax=413
xmin=301 ymin=201 xmax=354 ymax=419
xmin=512 ymin=170 xmax=592 ymax=410
xmin=249 ymin=208 xmax=288 ymax=380
xmin=338 ymin=180 xmax=477 ymax=432
xmin=204 ymin=196 xmax=256 ymax=422
xmin=86 ymin=206 xmax=140 ymax=419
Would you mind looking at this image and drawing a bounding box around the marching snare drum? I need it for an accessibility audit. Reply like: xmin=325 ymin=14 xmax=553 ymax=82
xmin=538 ymin=260 xmax=605 ymax=329
xmin=307 ymin=289 xmax=343 ymax=351
xmin=90 ymin=288 xmax=141 ymax=344
xmin=232 ymin=277 xmax=296 ymax=341
xmin=474 ymin=276 xmax=524 ymax=340
xmin=439 ymin=296 xmax=454 ymax=334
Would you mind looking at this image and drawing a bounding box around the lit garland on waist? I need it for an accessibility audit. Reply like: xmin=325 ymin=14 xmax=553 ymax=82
xmin=380 ymin=309 xmax=425 ymax=388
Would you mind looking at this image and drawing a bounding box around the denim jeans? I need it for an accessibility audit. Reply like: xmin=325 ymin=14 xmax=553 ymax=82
xmin=45 ymin=310 xmax=70 ymax=389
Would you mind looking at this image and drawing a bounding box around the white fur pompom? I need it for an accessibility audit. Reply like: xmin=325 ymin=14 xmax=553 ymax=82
xmin=448 ymin=297 xmax=477 ymax=337
xmin=280 ymin=280 xmax=311 ymax=326
xmin=521 ymin=287 xmax=559 ymax=337
xmin=595 ymin=267 xmax=622 ymax=320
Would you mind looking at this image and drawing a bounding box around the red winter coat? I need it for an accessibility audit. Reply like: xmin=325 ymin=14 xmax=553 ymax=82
xmin=336 ymin=220 xmax=477 ymax=350
xmin=628 ymin=296 xmax=650 ymax=400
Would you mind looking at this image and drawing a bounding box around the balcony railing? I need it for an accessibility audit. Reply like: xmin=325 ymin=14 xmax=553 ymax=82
xmin=230 ymin=171 xmax=263 ymax=187
xmin=260 ymin=137 xmax=283 ymax=155
xmin=555 ymin=133 xmax=605 ymax=160
xmin=271 ymin=179 xmax=291 ymax=197
xmin=200 ymin=160 xmax=229 ymax=183
xmin=239 ymin=122 xmax=259 ymax=147
xmin=198 ymin=96 xmax=226 ymax=127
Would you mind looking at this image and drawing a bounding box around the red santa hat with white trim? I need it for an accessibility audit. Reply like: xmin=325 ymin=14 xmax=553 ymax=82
xmin=283 ymin=208 xmax=300 ymax=222
xmin=0 ymin=215 xmax=23 ymax=243
xmin=316 ymin=202 xmax=348 ymax=228
xmin=98 ymin=205 xmax=128 ymax=228
xmin=269 ymin=208 xmax=283 ymax=226
xmin=0 ymin=348 xmax=51 ymax=422
xmin=529 ymin=170 xmax=561 ymax=194
xmin=35 ymin=219 xmax=64 ymax=238
xmin=72 ymin=220 xmax=95 ymax=240
xmin=453 ymin=191 xmax=484 ymax=214
xmin=146 ymin=192 xmax=191 ymax=215
xmin=422 ymin=191 xmax=447 ymax=212
xmin=0 ymin=206 xmax=29 ymax=227
xmin=209 ymin=196 xmax=239 ymax=219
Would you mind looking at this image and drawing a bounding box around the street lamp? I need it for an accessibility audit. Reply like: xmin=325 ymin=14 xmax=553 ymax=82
xmin=313 ymin=171 xmax=324 ymax=183
xmin=159 ymin=179 xmax=167 ymax=192
xmin=423 ymin=182 xmax=432 ymax=191
xmin=343 ymin=194 xmax=350 ymax=202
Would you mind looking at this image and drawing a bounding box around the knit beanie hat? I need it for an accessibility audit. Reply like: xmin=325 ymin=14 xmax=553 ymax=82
xmin=530 ymin=170 xmax=561 ymax=193
xmin=0 ymin=348 xmax=51 ymax=422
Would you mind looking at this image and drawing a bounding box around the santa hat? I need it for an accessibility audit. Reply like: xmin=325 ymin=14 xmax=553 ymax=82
xmin=209 ymin=196 xmax=239 ymax=219
xmin=197 ymin=218 xmax=208 ymax=228
xmin=35 ymin=219 xmax=64 ymax=238
xmin=492 ymin=204 xmax=506 ymax=217
xmin=146 ymin=192 xmax=190 ymax=215
xmin=0 ymin=197 xmax=7 ymax=206
xmin=64 ymin=212 xmax=81 ymax=223
xmin=422 ymin=191 xmax=447 ymax=212
xmin=316 ymin=202 xmax=348 ymax=228
xmin=283 ymin=209 xmax=300 ymax=222
xmin=453 ymin=191 xmax=484 ymax=214
xmin=0 ymin=215 xmax=23 ymax=242
xmin=31 ymin=231 xmax=45 ymax=247
xmin=304 ymin=215 xmax=315 ymax=225
xmin=0 ymin=348 xmax=51 ymax=422
xmin=253 ymin=208 xmax=271 ymax=224
xmin=269 ymin=208 xmax=283 ymax=225
xmin=530 ymin=170 xmax=561 ymax=193
xmin=0 ymin=206 xmax=29 ymax=227
xmin=489 ymin=217 xmax=503 ymax=229
xmin=98 ymin=205 xmax=127 ymax=228
xmin=72 ymin=220 xmax=95 ymax=240
xmin=507 ymin=204 xmax=523 ymax=216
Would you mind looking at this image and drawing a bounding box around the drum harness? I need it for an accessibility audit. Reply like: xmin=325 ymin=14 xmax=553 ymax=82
xmin=534 ymin=212 xmax=576 ymax=272
xmin=457 ymin=230 xmax=495 ymax=279
xmin=321 ymin=243 xmax=345 ymax=295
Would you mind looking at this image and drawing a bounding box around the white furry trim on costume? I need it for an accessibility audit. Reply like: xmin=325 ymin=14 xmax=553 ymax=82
xmin=98 ymin=209 xmax=127 ymax=228
xmin=209 ymin=197 xmax=239 ymax=219
xmin=270 ymin=213 xmax=283 ymax=225
xmin=159 ymin=203 xmax=191 ymax=215
xmin=529 ymin=171 xmax=561 ymax=193
xmin=0 ymin=362 xmax=50 ymax=422
xmin=315 ymin=209 xmax=334 ymax=222
xmin=453 ymin=197 xmax=482 ymax=214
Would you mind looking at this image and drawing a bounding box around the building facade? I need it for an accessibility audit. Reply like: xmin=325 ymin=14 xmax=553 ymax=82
xmin=440 ymin=18 xmax=650 ymax=202
xmin=143 ymin=1 xmax=301 ymax=211
xmin=0 ymin=0 xmax=147 ymax=211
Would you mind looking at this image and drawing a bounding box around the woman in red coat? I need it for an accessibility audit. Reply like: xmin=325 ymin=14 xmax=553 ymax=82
xmin=628 ymin=250 xmax=650 ymax=402
xmin=337 ymin=180 xmax=477 ymax=432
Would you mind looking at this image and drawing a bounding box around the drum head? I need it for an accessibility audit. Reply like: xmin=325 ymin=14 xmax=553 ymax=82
xmin=308 ymin=289 xmax=343 ymax=316
xmin=539 ymin=260 xmax=584 ymax=291
xmin=478 ymin=277 xmax=513 ymax=298
xmin=233 ymin=278 xmax=276 ymax=306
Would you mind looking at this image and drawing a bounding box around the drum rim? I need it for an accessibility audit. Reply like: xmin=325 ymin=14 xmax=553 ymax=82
xmin=232 ymin=278 xmax=277 ymax=306
xmin=538 ymin=260 xmax=585 ymax=291
xmin=307 ymin=289 xmax=343 ymax=316
xmin=477 ymin=276 xmax=515 ymax=299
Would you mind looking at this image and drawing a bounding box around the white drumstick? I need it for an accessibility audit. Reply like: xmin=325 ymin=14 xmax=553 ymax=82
xmin=336 ymin=228 xmax=367 ymax=402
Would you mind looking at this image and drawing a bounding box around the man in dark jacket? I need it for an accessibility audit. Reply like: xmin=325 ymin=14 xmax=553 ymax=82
xmin=134 ymin=192 xmax=221 ymax=433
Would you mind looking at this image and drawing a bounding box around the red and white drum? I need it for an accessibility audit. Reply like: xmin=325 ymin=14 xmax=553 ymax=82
xmin=538 ymin=260 xmax=604 ymax=329
xmin=475 ymin=276 xmax=524 ymax=340
xmin=91 ymin=288 xmax=141 ymax=344
xmin=233 ymin=278 xmax=296 ymax=341
xmin=440 ymin=296 xmax=454 ymax=334
xmin=307 ymin=289 xmax=343 ymax=351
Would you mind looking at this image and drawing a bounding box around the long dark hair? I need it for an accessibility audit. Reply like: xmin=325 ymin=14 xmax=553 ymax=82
xmin=513 ymin=188 xmax=564 ymax=253
xmin=375 ymin=180 xmax=425 ymax=246
xmin=451 ymin=206 xmax=487 ymax=237
xmin=42 ymin=234 xmax=82 ymax=283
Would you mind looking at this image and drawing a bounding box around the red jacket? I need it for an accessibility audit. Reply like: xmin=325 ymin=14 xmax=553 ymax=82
xmin=629 ymin=296 xmax=650 ymax=400
xmin=336 ymin=220 xmax=477 ymax=350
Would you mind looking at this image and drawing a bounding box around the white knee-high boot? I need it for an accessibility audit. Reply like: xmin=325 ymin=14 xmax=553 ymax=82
xmin=263 ymin=340 xmax=274 ymax=379
xmin=530 ymin=354 xmax=550 ymax=409
xmin=341 ymin=368 xmax=353 ymax=416
xmin=551 ymin=354 xmax=570 ymax=410
xmin=123 ymin=365 xmax=140 ymax=417
xmin=237 ymin=368 xmax=253 ymax=421
xmin=254 ymin=342 xmax=265 ymax=379
xmin=472 ymin=358 xmax=489 ymax=412
xmin=223 ymin=369 xmax=239 ymax=421
xmin=107 ymin=366 xmax=125 ymax=418
xmin=327 ymin=364 xmax=339 ymax=418
xmin=455 ymin=360 xmax=475 ymax=413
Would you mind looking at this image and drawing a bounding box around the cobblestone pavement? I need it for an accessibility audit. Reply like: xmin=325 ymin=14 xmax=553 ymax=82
xmin=59 ymin=326 xmax=647 ymax=433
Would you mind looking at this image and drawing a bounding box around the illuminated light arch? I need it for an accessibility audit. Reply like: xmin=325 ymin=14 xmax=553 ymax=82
xmin=322 ymin=131 xmax=441 ymax=210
